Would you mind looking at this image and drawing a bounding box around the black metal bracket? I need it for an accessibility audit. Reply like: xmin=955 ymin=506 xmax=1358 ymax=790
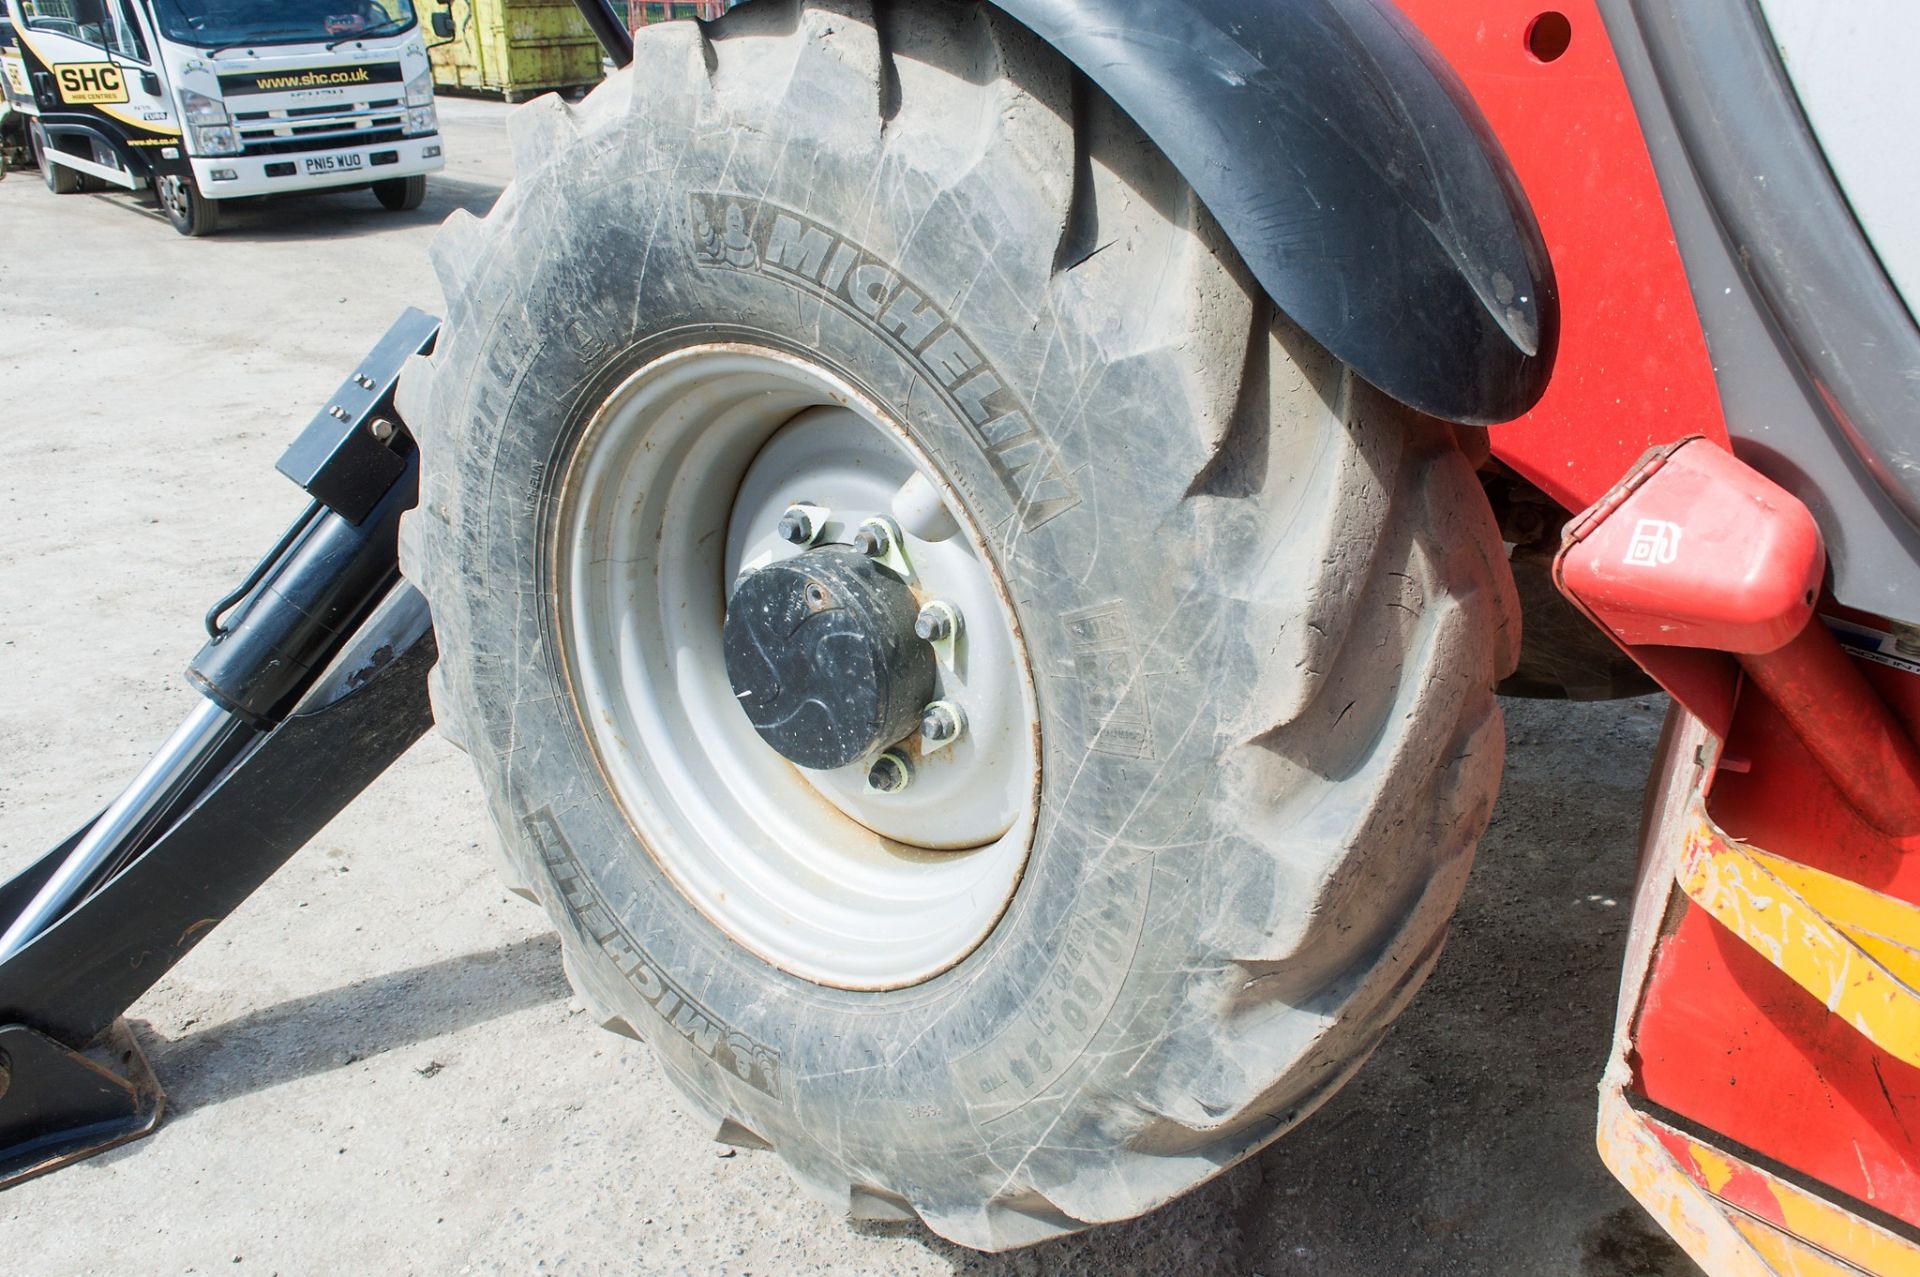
xmin=275 ymin=306 xmax=437 ymax=524
xmin=0 ymin=1021 xmax=162 ymax=1189
xmin=0 ymin=312 xmax=441 ymax=1187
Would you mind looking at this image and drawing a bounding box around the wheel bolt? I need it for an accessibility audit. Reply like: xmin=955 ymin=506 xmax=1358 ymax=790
xmin=853 ymin=519 xmax=893 ymax=559
xmin=915 ymin=601 xmax=960 ymax=643
xmin=866 ymin=750 xmax=914 ymax=794
xmin=778 ymin=503 xmax=820 ymax=547
xmin=920 ymin=700 xmax=966 ymax=749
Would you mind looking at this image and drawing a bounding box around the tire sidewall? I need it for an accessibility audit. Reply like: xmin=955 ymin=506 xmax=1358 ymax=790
xmin=166 ymin=190 xmax=189 ymax=235
xmin=160 ymin=174 xmax=199 ymax=235
xmin=376 ymin=174 xmax=424 ymax=211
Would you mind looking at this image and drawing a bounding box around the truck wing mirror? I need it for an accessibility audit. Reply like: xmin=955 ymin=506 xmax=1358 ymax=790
xmin=431 ymin=10 xmax=454 ymax=38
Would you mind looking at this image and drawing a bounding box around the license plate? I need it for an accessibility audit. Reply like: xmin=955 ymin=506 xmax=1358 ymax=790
xmin=303 ymin=151 xmax=363 ymax=175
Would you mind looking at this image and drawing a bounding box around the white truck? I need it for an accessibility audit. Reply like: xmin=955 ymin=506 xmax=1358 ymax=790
xmin=0 ymin=0 xmax=447 ymax=234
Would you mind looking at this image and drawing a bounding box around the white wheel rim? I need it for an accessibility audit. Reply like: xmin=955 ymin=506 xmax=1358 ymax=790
xmin=552 ymin=344 xmax=1039 ymax=990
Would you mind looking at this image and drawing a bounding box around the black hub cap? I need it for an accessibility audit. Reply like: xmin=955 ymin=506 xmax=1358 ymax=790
xmin=723 ymin=547 xmax=935 ymax=771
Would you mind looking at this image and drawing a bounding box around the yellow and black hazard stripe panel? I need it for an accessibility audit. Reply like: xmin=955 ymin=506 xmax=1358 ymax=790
xmin=1598 ymin=647 xmax=1920 ymax=1276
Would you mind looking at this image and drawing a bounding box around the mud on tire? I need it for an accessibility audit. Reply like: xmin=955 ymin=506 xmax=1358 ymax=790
xmin=399 ymin=0 xmax=1519 ymax=1250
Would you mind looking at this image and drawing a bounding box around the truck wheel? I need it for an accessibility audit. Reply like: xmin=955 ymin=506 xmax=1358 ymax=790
xmin=400 ymin=0 xmax=1518 ymax=1250
xmin=372 ymin=173 xmax=425 ymax=211
xmin=30 ymin=123 xmax=79 ymax=195
xmin=157 ymin=173 xmax=221 ymax=237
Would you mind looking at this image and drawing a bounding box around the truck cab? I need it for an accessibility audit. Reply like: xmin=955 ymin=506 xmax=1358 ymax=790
xmin=3 ymin=0 xmax=447 ymax=234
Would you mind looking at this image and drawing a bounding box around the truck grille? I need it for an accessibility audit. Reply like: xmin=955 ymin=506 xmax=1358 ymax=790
xmin=232 ymin=100 xmax=406 ymax=156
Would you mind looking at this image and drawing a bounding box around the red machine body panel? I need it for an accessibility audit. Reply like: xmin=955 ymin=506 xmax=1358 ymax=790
xmin=1391 ymin=0 xmax=1728 ymax=510
xmin=1404 ymin=4 xmax=1920 ymax=1255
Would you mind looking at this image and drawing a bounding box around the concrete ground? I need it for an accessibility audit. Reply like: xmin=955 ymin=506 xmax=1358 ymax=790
xmin=0 ymin=97 xmax=1695 ymax=1275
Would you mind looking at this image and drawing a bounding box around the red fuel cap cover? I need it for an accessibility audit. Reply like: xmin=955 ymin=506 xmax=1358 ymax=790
xmin=1554 ymin=438 xmax=1824 ymax=654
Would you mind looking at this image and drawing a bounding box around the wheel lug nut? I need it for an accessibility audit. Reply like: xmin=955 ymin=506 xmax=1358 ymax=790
xmin=915 ymin=601 xmax=960 ymax=643
xmin=920 ymin=700 xmax=966 ymax=750
xmin=866 ymin=750 xmax=914 ymax=794
xmin=853 ymin=518 xmax=893 ymax=559
xmin=777 ymin=502 xmax=826 ymax=547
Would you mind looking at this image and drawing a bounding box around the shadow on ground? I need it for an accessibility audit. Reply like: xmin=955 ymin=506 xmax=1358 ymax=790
xmin=141 ymin=933 xmax=567 ymax=1111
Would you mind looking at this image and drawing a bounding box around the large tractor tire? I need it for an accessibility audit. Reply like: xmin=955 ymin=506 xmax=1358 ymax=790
xmin=400 ymin=0 xmax=1518 ymax=1250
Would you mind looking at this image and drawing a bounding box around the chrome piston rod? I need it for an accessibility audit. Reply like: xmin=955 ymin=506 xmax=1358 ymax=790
xmin=0 ymin=697 xmax=248 ymax=962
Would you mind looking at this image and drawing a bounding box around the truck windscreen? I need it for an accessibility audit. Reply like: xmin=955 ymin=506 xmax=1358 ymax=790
xmin=149 ymin=0 xmax=418 ymax=48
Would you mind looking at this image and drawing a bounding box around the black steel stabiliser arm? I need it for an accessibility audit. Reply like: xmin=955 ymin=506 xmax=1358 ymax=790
xmin=0 ymin=310 xmax=442 ymax=1187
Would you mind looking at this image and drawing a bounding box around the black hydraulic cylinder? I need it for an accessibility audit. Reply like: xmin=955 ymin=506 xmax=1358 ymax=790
xmin=186 ymin=445 xmax=417 ymax=727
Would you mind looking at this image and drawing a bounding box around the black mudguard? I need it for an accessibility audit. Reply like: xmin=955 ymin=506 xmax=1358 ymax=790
xmin=989 ymin=0 xmax=1556 ymax=425
xmin=579 ymin=0 xmax=1557 ymax=425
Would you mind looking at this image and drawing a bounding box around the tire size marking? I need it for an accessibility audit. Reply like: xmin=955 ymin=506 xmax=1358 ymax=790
xmin=1064 ymin=603 xmax=1157 ymax=760
xmin=949 ymin=863 xmax=1151 ymax=1124
xmin=525 ymin=808 xmax=786 ymax=1099
xmin=689 ymin=193 xmax=1083 ymax=533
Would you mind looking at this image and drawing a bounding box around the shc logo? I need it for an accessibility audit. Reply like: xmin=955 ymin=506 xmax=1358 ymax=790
xmin=53 ymin=62 xmax=127 ymax=105
xmin=1623 ymin=519 xmax=1683 ymax=567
